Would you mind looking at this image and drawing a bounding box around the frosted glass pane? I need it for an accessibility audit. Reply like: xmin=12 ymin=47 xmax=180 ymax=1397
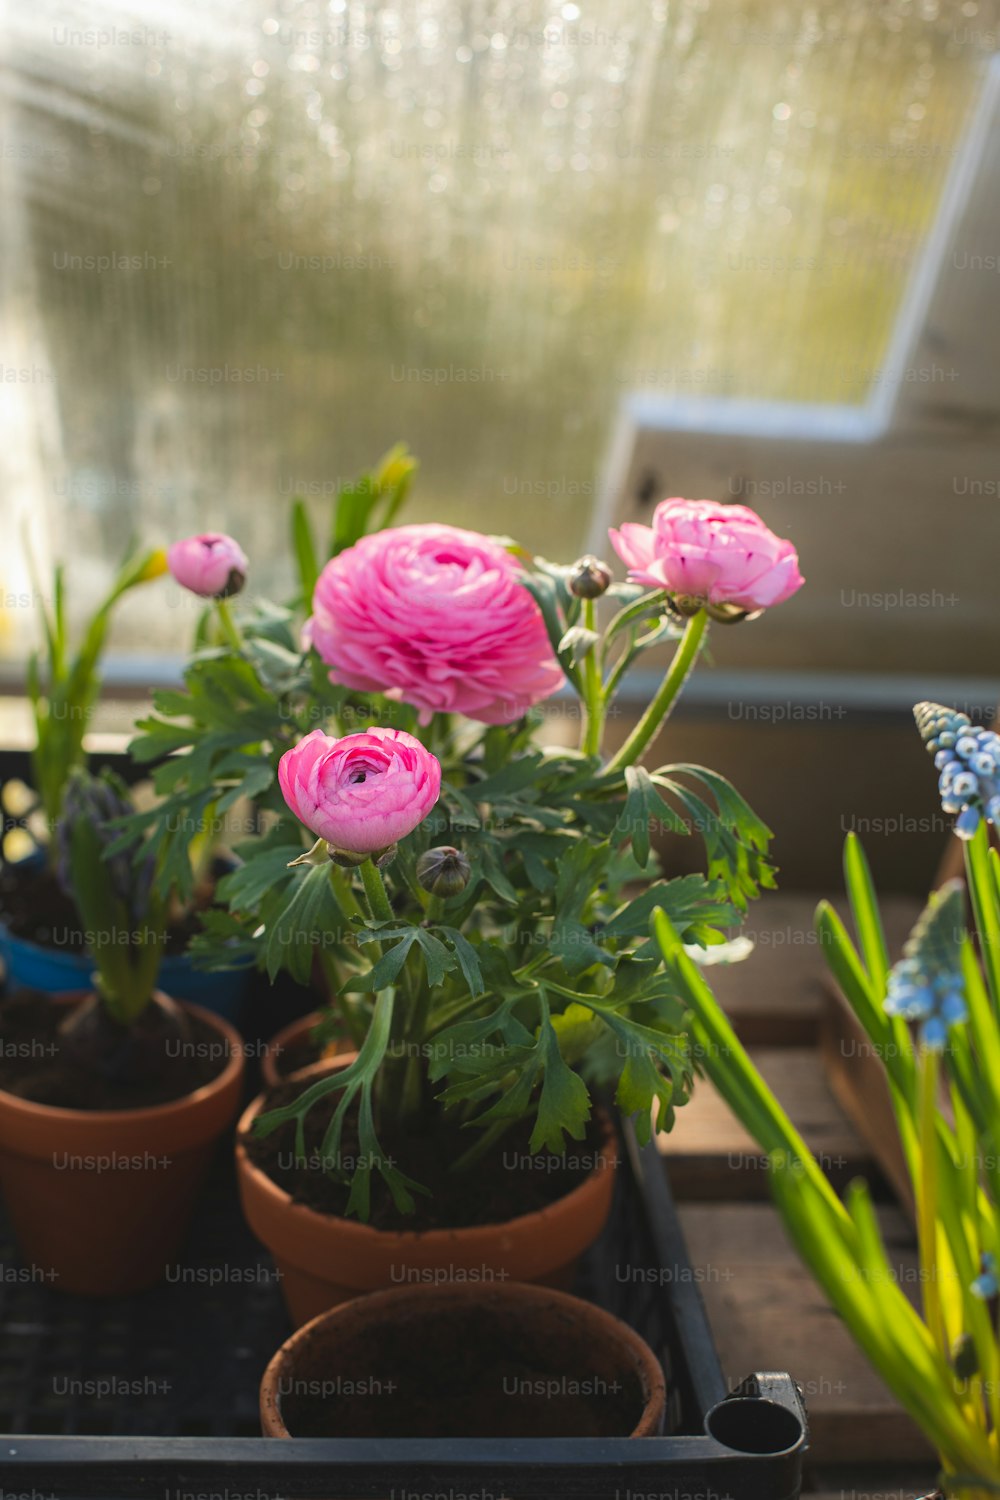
xmin=0 ymin=0 xmax=992 ymax=655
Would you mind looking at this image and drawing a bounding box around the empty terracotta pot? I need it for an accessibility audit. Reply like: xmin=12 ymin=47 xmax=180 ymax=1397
xmin=0 ymin=997 xmax=245 ymax=1295
xmin=260 ymin=1281 xmax=666 ymax=1439
xmin=236 ymin=1060 xmax=618 ymax=1327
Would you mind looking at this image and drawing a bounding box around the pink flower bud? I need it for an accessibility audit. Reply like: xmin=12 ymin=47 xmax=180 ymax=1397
xmin=167 ymin=533 xmax=248 ymax=599
xmin=278 ymin=728 xmax=441 ymax=857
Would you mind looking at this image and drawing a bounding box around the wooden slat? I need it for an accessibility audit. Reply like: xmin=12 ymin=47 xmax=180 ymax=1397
xmin=695 ymin=894 xmax=827 ymax=1046
xmin=658 ymin=1047 xmax=874 ymax=1200
xmin=702 ymin=893 xmax=921 ymax=1047
xmin=678 ymin=1202 xmax=933 ymax=1465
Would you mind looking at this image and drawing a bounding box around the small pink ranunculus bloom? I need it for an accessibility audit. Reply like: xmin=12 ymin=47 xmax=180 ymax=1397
xmin=308 ymin=524 xmax=563 ymax=725
xmin=278 ymin=727 xmax=442 ymax=856
xmin=167 ymin=533 xmax=248 ymax=598
xmin=610 ymin=500 xmax=803 ymax=612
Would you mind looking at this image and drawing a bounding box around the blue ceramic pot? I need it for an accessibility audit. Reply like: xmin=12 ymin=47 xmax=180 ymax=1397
xmin=0 ymin=924 xmax=252 ymax=1023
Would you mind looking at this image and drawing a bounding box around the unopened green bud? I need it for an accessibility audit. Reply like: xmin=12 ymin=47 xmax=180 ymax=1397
xmin=417 ymin=846 xmax=471 ymax=898
xmin=568 ymin=555 xmax=612 ymax=600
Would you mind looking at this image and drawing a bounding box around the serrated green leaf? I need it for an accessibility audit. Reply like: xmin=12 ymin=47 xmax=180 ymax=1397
xmin=529 ymin=1016 xmax=592 ymax=1152
xmin=613 ymin=765 xmax=688 ymax=869
xmin=342 ymin=931 xmax=417 ymax=993
xmin=604 ymin=874 xmax=737 ymax=945
xmin=414 ymin=929 xmax=455 ymax=988
xmin=264 ymin=863 xmax=342 ymax=983
xmin=440 ymin=926 xmax=484 ymax=996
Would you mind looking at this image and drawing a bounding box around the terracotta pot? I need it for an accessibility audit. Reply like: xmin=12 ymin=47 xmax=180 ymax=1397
xmin=260 ymin=1281 xmax=666 ymax=1439
xmin=261 ymin=1010 xmax=353 ymax=1089
xmin=236 ymin=1060 xmax=618 ymax=1327
xmin=0 ymin=996 xmax=245 ymax=1295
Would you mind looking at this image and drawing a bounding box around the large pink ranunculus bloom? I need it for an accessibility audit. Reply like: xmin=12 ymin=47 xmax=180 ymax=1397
xmin=308 ymin=524 xmax=563 ymax=724
xmin=610 ymin=500 xmax=803 ymax=612
xmin=167 ymin=533 xmax=248 ymax=598
xmin=278 ymin=727 xmax=441 ymax=855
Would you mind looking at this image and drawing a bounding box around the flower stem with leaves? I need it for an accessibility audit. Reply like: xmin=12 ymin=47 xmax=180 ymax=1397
xmin=605 ymin=608 xmax=708 ymax=773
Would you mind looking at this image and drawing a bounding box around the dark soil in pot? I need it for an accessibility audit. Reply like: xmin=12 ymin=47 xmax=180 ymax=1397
xmin=0 ymin=991 xmax=230 ymax=1109
xmin=268 ymin=1284 xmax=661 ymax=1439
xmin=245 ymin=1072 xmax=610 ymax=1233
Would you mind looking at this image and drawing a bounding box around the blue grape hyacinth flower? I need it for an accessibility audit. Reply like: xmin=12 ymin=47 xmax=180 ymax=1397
xmin=971 ymin=1252 xmax=999 ymax=1302
xmin=914 ymin=701 xmax=1000 ymax=841
xmin=884 ymin=879 xmax=967 ymax=1051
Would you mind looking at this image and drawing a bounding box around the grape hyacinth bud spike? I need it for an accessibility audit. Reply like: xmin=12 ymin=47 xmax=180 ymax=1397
xmin=884 ymin=879 xmax=967 ymax=1051
xmin=56 ymin=770 xmax=156 ymax=927
xmin=914 ymin=701 xmax=1000 ymax=840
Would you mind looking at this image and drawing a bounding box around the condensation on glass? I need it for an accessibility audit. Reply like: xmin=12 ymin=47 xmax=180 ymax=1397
xmin=0 ymin=0 xmax=992 ymax=655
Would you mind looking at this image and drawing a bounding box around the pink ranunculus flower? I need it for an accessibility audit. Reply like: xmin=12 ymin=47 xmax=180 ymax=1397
xmin=278 ymin=727 xmax=442 ymax=856
xmin=167 ymin=533 xmax=249 ymax=598
xmin=308 ymin=524 xmax=563 ymax=724
xmin=610 ymin=500 xmax=803 ymax=613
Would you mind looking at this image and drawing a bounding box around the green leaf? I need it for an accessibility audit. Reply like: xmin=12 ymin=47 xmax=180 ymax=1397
xmin=557 ymin=624 xmax=600 ymax=665
xmin=343 ymin=931 xmax=418 ymax=993
xmin=215 ymin=760 xmax=275 ymax=813
xmin=520 ymin=573 xmax=583 ymax=694
xmin=601 ymin=590 xmax=672 ymax=660
xmin=291 ymin=497 xmax=320 ymax=601
xmin=554 ymin=838 xmax=609 ymax=923
xmin=843 ymin=833 xmax=890 ymax=996
xmin=185 ymin=909 xmax=259 ymax=970
xmin=414 ymin=929 xmax=455 ymax=988
xmin=327 ymin=448 xmax=416 ymax=559
xmin=605 ymin=874 xmax=737 ymax=946
xmin=613 ymin=766 xmax=688 ymax=869
xmin=529 ymin=1015 xmax=592 ymax=1152
xmin=550 ymin=918 xmax=614 ymax=975
xmin=650 ymin=764 xmax=775 ymax=908
xmin=440 ymin=927 xmax=484 ymax=996
xmin=478 ymin=844 xmax=521 ymax=906
xmin=217 ymin=830 xmax=304 ymax=911
xmin=428 ymin=1000 xmax=534 ymax=1083
xmin=264 ymin=863 xmax=342 ymax=984
xmin=616 ymin=1046 xmax=677 ymax=1144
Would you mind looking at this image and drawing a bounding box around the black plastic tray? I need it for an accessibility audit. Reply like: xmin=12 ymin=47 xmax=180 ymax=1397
xmin=0 ymin=1107 xmax=808 ymax=1499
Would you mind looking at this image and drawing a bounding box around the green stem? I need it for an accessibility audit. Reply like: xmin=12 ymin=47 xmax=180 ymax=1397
xmin=360 ymin=858 xmax=394 ymax=924
xmin=397 ymin=942 xmax=430 ymax=1121
xmin=329 ymin=863 xmax=366 ymax=926
xmin=423 ymin=957 xmax=550 ymax=1042
xmin=317 ymin=949 xmax=368 ymax=1049
xmin=215 ymin=597 xmax=243 ymax=653
xmin=358 ymin=859 xmax=407 ymax=1127
xmin=425 ymin=894 xmax=446 ymax=924
xmin=450 ymin=1114 xmax=517 ymax=1175
xmin=424 ymin=990 xmax=494 ymax=1040
xmin=605 ymin=608 xmax=708 ymax=774
xmin=580 ymin=599 xmax=605 ymax=757
xmin=918 ymin=1044 xmax=949 ymax=1360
